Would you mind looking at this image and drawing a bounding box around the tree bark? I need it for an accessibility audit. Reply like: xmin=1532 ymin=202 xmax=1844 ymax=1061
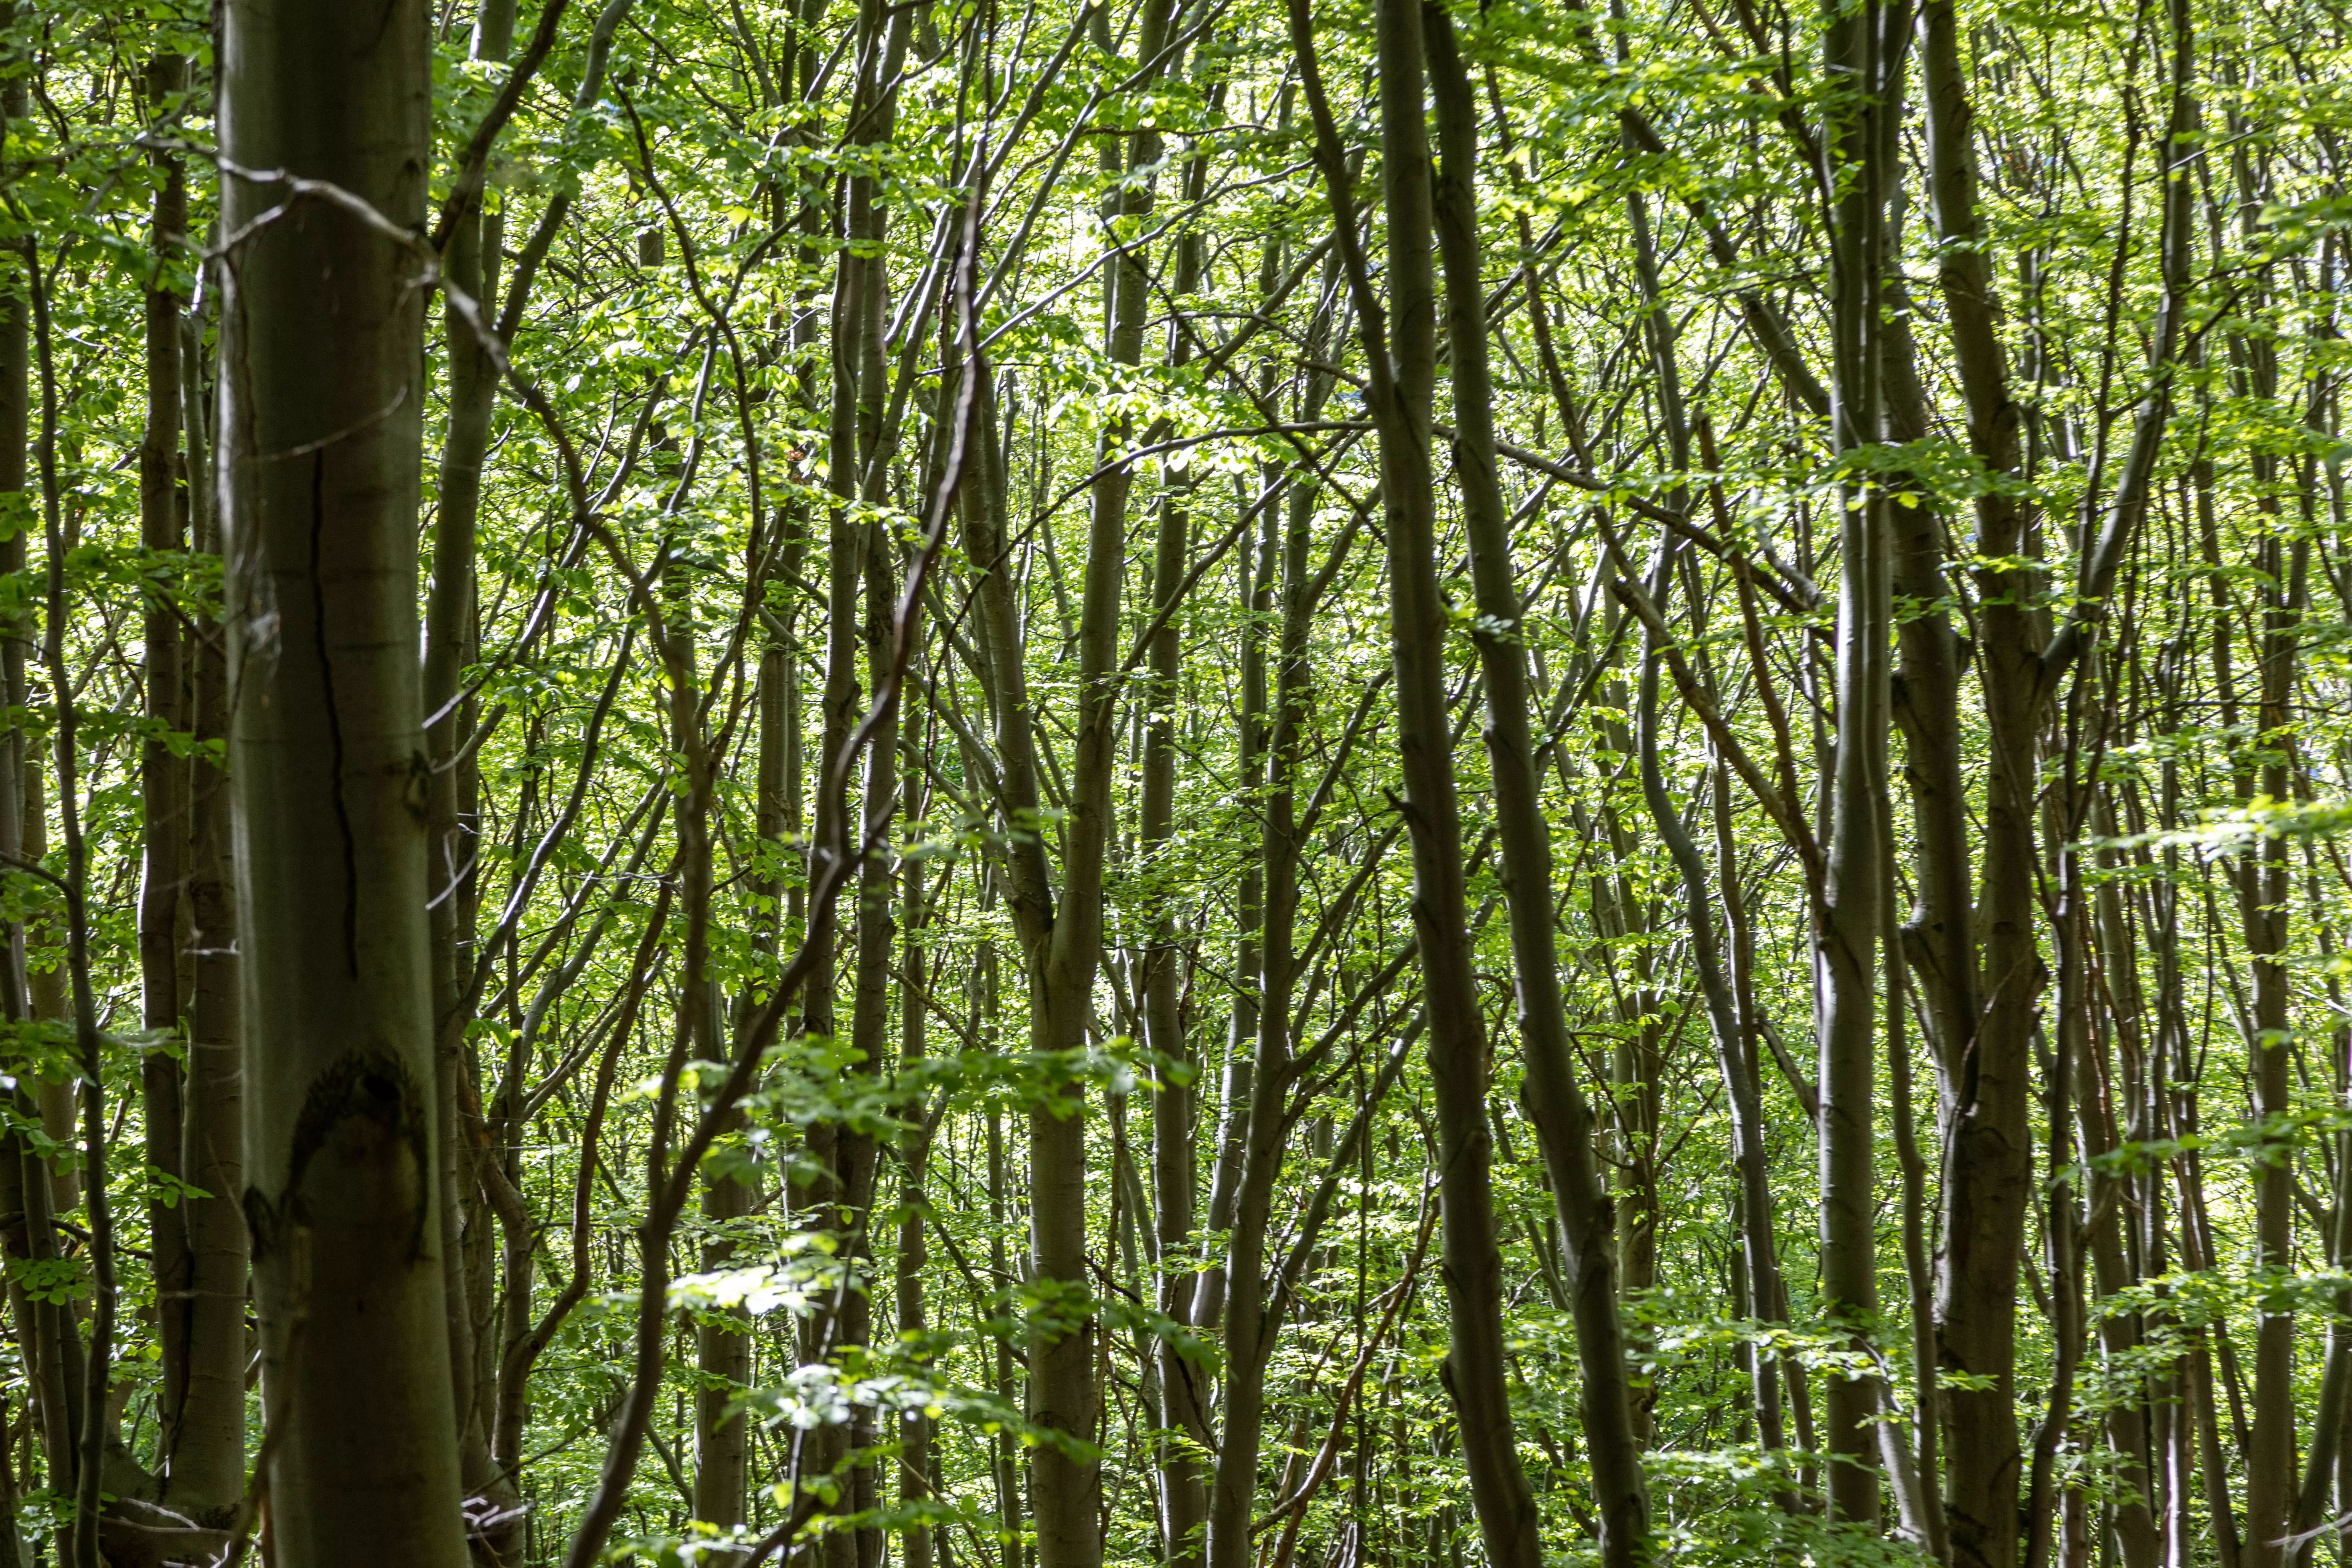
xmin=1817 ymin=0 xmax=1889 ymax=1528
xmin=1143 ymin=357 xmax=1205 ymax=1568
xmin=137 ymin=57 xmax=193 ymax=1497
xmin=1427 ymin=15 xmax=1650 ymax=1564
xmin=174 ymin=258 xmax=247 ymax=1524
xmin=427 ymin=0 xmax=518 ymax=1548
xmin=217 ymin=0 xmax=470 ymax=1556
xmin=1295 ymin=6 xmax=1558 ymax=1568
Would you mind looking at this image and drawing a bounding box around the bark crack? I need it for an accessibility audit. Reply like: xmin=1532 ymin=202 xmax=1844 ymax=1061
xmin=309 ymin=452 xmax=359 ymax=975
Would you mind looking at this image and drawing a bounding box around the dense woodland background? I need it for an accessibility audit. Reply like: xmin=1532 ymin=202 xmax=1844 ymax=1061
xmin=0 ymin=0 xmax=2344 ymax=1564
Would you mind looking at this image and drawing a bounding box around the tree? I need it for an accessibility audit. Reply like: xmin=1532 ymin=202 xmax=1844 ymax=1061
xmin=216 ymin=0 xmax=470 ymax=1560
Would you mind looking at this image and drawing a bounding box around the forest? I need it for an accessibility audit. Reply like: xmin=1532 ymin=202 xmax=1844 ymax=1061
xmin=0 ymin=0 xmax=2343 ymax=1563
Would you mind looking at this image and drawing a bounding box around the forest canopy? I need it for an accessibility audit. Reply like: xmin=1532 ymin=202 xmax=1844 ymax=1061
xmin=0 ymin=0 xmax=2344 ymax=1565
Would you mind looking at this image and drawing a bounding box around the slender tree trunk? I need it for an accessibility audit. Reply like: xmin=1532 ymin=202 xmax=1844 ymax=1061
xmin=1297 ymin=8 xmax=1556 ymax=1568
xmin=217 ymin=0 xmax=469 ymax=1556
xmin=174 ymin=265 xmax=247 ymax=1524
xmin=0 ymin=56 xmax=77 ymax=1499
xmin=1200 ymin=379 xmax=1314 ymax=1568
xmin=1192 ymin=486 xmax=1271 ymax=1340
xmin=1880 ymin=131 xmax=1967 ymax=1542
xmin=1817 ymin=0 xmax=1889 ymax=1527
xmin=2083 ymin=813 xmax=2160 ymax=1568
xmin=10 ymin=768 xmax=83 ymax=1490
xmin=806 ymin=3 xmax=884 ymax=1550
xmin=898 ymin=727 xmax=935 ymax=1568
xmin=983 ymin=983 xmax=1028 ymax=1568
xmin=1143 ymin=372 xmax=1206 ymax=1568
xmin=1427 ymin=17 xmax=1649 ymax=1564
xmin=1030 ymin=11 xmax=1172 ymax=1556
xmin=2294 ymin=1039 xmax=2352 ymax=1567
xmin=427 ymin=0 xmax=518 ymax=1547
xmin=2240 ymin=509 xmax=2305 ymax=1568
xmin=2026 ymin=829 xmax=2089 ymax=1568
xmin=138 ymin=57 xmax=193 ymax=1495
xmin=957 ymin=324 xmax=1119 ymax=1568
xmin=0 ymin=63 xmax=28 ymax=1553
xmin=1920 ymin=4 xmax=2043 ymax=1558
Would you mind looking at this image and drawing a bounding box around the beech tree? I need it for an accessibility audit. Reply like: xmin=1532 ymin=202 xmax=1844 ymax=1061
xmin=214 ymin=0 xmax=470 ymax=1562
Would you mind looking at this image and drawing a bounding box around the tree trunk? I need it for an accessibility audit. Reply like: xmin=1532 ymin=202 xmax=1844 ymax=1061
xmin=1315 ymin=6 xmax=1551 ymax=1567
xmin=173 ymin=255 xmax=247 ymax=1524
xmin=1920 ymin=4 xmax=2040 ymax=1558
xmin=217 ymin=0 xmax=469 ymax=1556
xmin=1427 ymin=16 xmax=1650 ymax=1563
xmin=427 ymin=0 xmax=518 ymax=1547
xmin=1143 ymin=382 xmax=1205 ymax=1568
xmin=1817 ymin=0 xmax=1889 ymax=1528
xmin=898 ymin=730 xmax=935 ymax=1568
xmin=1200 ymin=391 xmax=1312 ymax=1568
xmin=137 ymin=57 xmax=193 ymax=1496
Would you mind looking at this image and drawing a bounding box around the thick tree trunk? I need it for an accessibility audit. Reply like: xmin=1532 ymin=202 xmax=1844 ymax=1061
xmin=217 ymin=0 xmax=469 ymax=1558
xmin=1919 ymin=6 xmax=2038 ymax=1560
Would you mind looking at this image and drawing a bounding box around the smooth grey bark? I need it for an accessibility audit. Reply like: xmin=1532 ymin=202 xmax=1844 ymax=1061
xmin=1915 ymin=4 xmax=2039 ymax=1559
xmin=0 ymin=51 xmax=81 ymax=1505
xmin=1143 ymin=97 xmax=1225 ymax=1563
xmin=968 ymin=9 xmax=1170 ymax=1561
xmin=2083 ymin=811 xmax=2162 ymax=1568
xmin=1190 ymin=491 xmax=1271 ymax=1339
xmin=1194 ymin=220 xmax=1351 ymax=1568
xmin=1617 ymin=168 xmax=1797 ymax=1509
xmin=801 ymin=3 xmax=915 ymax=1546
xmin=217 ymin=0 xmax=469 ymax=1559
xmin=979 ymin=944 xmax=1028 ymax=1568
xmin=0 ymin=155 xmax=24 ymax=1568
xmin=1919 ymin=0 xmax=2196 ymax=1558
xmin=804 ymin=3 xmax=892 ymax=1550
xmin=2292 ymin=1016 xmax=2352 ymax=1568
xmin=29 ymin=230 xmax=128 ymax=1568
xmin=2240 ymin=543 xmax=2304 ymax=1568
xmin=2025 ymin=819 xmax=2088 ymax=1568
xmin=1878 ymin=198 xmax=1961 ymax=1551
xmin=6 ymin=782 xmax=82 ymax=1490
